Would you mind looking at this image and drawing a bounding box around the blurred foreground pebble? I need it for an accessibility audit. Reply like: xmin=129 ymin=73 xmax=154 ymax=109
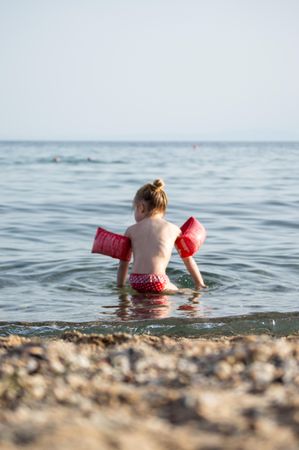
xmin=0 ymin=332 xmax=299 ymax=450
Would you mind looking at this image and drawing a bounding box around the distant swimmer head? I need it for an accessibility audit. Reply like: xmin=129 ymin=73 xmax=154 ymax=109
xmin=133 ymin=178 xmax=168 ymax=219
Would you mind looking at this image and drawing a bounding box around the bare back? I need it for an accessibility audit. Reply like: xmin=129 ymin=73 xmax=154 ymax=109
xmin=126 ymin=217 xmax=181 ymax=274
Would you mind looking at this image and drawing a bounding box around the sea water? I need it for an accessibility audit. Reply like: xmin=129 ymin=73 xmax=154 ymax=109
xmin=0 ymin=142 xmax=298 ymax=337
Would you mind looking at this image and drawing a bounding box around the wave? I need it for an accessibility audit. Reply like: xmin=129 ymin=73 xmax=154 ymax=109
xmin=0 ymin=312 xmax=298 ymax=338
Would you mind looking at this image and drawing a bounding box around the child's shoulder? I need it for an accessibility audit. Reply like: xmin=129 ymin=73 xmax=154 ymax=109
xmin=163 ymin=219 xmax=181 ymax=236
xmin=124 ymin=223 xmax=136 ymax=237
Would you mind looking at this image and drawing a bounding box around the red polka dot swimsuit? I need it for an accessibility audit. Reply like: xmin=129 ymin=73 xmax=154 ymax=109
xmin=129 ymin=273 xmax=169 ymax=293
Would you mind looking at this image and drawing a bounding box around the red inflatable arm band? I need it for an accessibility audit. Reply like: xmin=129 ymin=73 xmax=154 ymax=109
xmin=175 ymin=217 xmax=206 ymax=258
xmin=91 ymin=227 xmax=132 ymax=261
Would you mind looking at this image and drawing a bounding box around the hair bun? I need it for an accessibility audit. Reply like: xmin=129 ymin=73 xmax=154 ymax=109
xmin=152 ymin=179 xmax=165 ymax=191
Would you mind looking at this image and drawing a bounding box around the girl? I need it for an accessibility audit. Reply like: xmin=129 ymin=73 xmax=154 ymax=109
xmin=117 ymin=179 xmax=206 ymax=293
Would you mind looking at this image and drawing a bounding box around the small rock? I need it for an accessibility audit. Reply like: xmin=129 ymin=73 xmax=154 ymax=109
xmin=249 ymin=362 xmax=275 ymax=387
xmin=214 ymin=361 xmax=232 ymax=381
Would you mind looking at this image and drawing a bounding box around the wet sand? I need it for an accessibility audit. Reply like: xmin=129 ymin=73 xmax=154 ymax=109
xmin=0 ymin=332 xmax=299 ymax=449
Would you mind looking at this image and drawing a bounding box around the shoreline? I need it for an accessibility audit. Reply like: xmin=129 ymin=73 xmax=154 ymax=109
xmin=2 ymin=311 xmax=299 ymax=338
xmin=0 ymin=332 xmax=299 ymax=449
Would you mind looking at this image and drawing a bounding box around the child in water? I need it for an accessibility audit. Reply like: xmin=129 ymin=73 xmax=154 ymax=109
xmin=117 ymin=179 xmax=206 ymax=293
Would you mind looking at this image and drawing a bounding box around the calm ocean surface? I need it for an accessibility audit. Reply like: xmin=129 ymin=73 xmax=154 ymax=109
xmin=0 ymin=141 xmax=298 ymax=337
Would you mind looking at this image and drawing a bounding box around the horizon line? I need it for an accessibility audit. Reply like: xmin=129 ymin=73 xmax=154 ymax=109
xmin=1 ymin=139 xmax=299 ymax=144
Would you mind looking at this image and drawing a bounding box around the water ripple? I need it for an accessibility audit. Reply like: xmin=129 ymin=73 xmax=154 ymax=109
xmin=0 ymin=142 xmax=299 ymax=334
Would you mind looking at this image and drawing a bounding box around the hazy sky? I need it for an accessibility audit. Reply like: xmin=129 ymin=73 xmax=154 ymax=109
xmin=0 ymin=0 xmax=298 ymax=141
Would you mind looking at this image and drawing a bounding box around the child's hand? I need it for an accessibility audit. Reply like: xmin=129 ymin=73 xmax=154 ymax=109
xmin=182 ymin=256 xmax=206 ymax=290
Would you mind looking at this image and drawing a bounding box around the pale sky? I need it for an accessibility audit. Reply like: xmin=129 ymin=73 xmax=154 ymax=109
xmin=0 ymin=0 xmax=298 ymax=141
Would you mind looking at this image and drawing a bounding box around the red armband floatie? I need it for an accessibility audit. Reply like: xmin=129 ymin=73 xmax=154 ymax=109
xmin=91 ymin=227 xmax=132 ymax=261
xmin=175 ymin=217 xmax=206 ymax=258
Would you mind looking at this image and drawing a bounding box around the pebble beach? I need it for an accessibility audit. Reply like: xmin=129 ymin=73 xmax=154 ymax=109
xmin=1 ymin=332 xmax=299 ymax=450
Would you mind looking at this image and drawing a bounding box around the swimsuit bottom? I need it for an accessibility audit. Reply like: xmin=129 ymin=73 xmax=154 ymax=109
xmin=129 ymin=273 xmax=169 ymax=293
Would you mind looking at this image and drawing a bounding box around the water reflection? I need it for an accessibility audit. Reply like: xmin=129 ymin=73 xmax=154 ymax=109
xmin=116 ymin=289 xmax=204 ymax=320
xmin=131 ymin=294 xmax=171 ymax=319
xmin=116 ymin=292 xmax=170 ymax=319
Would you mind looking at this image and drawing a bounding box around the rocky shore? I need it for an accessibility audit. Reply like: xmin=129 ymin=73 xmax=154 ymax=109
xmin=0 ymin=332 xmax=299 ymax=449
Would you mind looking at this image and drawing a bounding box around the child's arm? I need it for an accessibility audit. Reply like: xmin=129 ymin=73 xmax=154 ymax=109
xmin=182 ymin=256 xmax=206 ymax=289
xmin=117 ymin=227 xmax=131 ymax=288
xmin=117 ymin=260 xmax=130 ymax=288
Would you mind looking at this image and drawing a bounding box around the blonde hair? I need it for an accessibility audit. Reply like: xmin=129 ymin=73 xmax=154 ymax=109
xmin=134 ymin=179 xmax=168 ymax=214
